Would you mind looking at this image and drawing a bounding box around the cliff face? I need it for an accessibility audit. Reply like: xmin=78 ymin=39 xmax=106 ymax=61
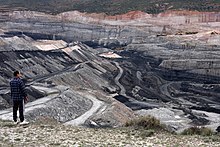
xmin=2 ymin=10 xmax=220 ymax=36
xmin=4 ymin=10 xmax=220 ymax=23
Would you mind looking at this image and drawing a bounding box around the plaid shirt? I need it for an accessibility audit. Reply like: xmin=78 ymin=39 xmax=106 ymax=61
xmin=10 ymin=77 xmax=27 ymax=101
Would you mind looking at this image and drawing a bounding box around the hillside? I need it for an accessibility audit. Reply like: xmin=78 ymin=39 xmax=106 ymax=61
xmin=0 ymin=0 xmax=220 ymax=14
xmin=0 ymin=119 xmax=220 ymax=146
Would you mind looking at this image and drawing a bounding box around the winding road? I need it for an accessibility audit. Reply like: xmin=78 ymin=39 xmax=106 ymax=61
xmin=114 ymin=62 xmax=126 ymax=96
xmin=64 ymin=92 xmax=106 ymax=126
xmin=113 ymin=61 xmax=159 ymax=109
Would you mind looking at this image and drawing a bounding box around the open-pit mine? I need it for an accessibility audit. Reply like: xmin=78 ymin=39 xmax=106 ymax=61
xmin=0 ymin=10 xmax=220 ymax=132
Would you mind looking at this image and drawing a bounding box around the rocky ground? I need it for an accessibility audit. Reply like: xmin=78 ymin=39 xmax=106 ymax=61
xmin=0 ymin=119 xmax=220 ymax=147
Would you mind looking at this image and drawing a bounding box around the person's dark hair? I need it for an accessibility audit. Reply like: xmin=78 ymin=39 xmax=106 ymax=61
xmin=13 ymin=71 xmax=20 ymax=77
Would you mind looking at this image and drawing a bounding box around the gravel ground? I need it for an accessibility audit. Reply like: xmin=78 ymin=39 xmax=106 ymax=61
xmin=0 ymin=120 xmax=220 ymax=147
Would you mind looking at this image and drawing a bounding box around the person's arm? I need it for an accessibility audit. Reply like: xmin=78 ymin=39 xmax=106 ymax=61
xmin=24 ymin=96 xmax=28 ymax=104
xmin=9 ymin=81 xmax=12 ymax=98
xmin=19 ymin=80 xmax=28 ymax=103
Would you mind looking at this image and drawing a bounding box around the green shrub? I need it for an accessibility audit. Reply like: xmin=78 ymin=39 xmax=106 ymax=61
xmin=181 ymin=126 xmax=213 ymax=136
xmin=208 ymin=135 xmax=220 ymax=142
xmin=125 ymin=115 xmax=163 ymax=130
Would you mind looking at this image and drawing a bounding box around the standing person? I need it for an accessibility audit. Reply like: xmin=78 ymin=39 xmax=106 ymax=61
xmin=10 ymin=71 xmax=29 ymax=125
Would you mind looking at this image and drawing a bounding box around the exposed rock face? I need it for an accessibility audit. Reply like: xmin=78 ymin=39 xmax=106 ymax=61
xmin=0 ymin=10 xmax=220 ymax=131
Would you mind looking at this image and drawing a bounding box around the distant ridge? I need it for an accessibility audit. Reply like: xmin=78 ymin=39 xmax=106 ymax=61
xmin=0 ymin=0 xmax=220 ymax=15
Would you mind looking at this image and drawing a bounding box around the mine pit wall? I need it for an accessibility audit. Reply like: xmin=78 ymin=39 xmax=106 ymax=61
xmin=0 ymin=24 xmax=137 ymax=48
xmin=47 ymin=63 xmax=115 ymax=91
xmin=116 ymin=49 xmax=220 ymax=105
xmin=0 ymin=50 xmax=77 ymax=81
xmin=0 ymin=11 xmax=158 ymax=47
xmin=0 ymin=10 xmax=220 ymax=41
xmin=160 ymin=60 xmax=220 ymax=77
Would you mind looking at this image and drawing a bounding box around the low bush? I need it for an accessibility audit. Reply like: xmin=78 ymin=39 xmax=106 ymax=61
xmin=125 ymin=115 xmax=163 ymax=130
xmin=139 ymin=129 xmax=155 ymax=138
xmin=181 ymin=126 xmax=213 ymax=136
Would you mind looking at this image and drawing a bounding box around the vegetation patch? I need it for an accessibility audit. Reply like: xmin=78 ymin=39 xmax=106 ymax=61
xmin=125 ymin=115 xmax=164 ymax=131
xmin=181 ymin=126 xmax=214 ymax=136
xmin=0 ymin=119 xmax=16 ymax=128
xmin=139 ymin=129 xmax=155 ymax=138
xmin=1 ymin=0 xmax=220 ymax=15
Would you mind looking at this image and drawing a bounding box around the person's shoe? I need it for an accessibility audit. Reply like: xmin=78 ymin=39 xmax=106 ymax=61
xmin=19 ymin=120 xmax=29 ymax=125
xmin=14 ymin=121 xmax=19 ymax=125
